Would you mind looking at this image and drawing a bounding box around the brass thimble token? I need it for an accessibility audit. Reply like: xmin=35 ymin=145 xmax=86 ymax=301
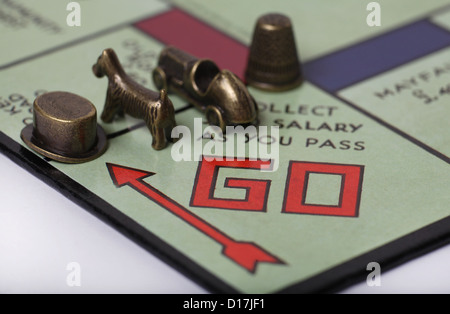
xmin=20 ymin=91 xmax=107 ymax=163
xmin=245 ymin=13 xmax=303 ymax=92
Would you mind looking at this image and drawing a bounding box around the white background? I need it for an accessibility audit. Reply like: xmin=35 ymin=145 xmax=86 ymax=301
xmin=1 ymin=152 xmax=450 ymax=294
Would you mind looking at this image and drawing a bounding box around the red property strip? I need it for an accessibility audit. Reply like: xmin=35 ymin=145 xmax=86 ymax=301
xmin=134 ymin=8 xmax=249 ymax=80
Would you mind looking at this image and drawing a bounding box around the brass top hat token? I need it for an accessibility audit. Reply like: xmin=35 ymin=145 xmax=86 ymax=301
xmin=21 ymin=91 xmax=107 ymax=163
xmin=245 ymin=13 xmax=303 ymax=92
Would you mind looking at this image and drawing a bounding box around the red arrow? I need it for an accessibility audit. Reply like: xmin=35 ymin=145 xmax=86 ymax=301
xmin=106 ymin=163 xmax=284 ymax=273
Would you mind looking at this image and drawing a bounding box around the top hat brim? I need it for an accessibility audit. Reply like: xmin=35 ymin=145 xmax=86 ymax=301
xmin=20 ymin=124 xmax=108 ymax=164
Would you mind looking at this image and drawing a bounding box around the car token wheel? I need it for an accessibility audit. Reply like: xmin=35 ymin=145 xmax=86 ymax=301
xmin=205 ymin=105 xmax=226 ymax=132
xmin=152 ymin=67 xmax=168 ymax=91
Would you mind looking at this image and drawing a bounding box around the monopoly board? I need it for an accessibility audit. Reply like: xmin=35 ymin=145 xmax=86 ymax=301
xmin=1 ymin=0 xmax=449 ymax=293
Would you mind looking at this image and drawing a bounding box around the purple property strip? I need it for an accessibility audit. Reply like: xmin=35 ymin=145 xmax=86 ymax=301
xmin=303 ymin=20 xmax=450 ymax=93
